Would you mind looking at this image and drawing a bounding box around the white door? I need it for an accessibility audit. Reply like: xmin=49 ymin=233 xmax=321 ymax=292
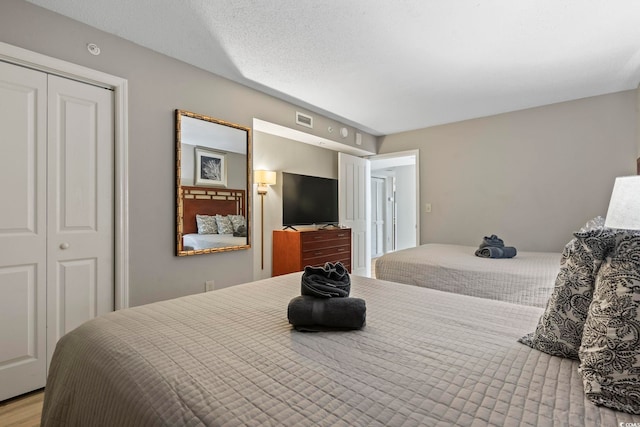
xmin=371 ymin=177 xmax=385 ymax=258
xmin=338 ymin=153 xmax=370 ymax=276
xmin=0 ymin=64 xmax=114 ymax=401
xmin=46 ymin=75 xmax=114 ymax=366
xmin=0 ymin=61 xmax=48 ymax=401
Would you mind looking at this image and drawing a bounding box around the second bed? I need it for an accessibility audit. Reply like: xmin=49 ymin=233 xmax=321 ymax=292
xmin=375 ymin=243 xmax=561 ymax=308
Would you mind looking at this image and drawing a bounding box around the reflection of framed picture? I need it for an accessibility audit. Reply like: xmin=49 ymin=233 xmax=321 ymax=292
xmin=195 ymin=147 xmax=227 ymax=187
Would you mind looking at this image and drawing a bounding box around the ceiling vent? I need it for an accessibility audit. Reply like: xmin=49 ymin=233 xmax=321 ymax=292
xmin=295 ymin=111 xmax=313 ymax=128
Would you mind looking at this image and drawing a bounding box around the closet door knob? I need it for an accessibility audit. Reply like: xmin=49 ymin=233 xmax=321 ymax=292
xmin=59 ymin=242 xmax=70 ymax=250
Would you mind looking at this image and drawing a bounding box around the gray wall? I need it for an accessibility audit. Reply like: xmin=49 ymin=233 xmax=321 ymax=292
xmin=379 ymin=91 xmax=638 ymax=252
xmin=0 ymin=0 xmax=373 ymax=306
xmin=252 ymin=131 xmax=338 ymax=279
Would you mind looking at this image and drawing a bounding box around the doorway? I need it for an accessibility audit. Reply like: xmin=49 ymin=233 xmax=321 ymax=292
xmin=369 ymin=151 xmax=419 ymax=257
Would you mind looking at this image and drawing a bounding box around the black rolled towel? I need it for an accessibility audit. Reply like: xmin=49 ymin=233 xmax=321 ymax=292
xmin=233 ymin=225 xmax=247 ymax=237
xmin=287 ymin=295 xmax=366 ymax=331
xmin=479 ymin=234 xmax=504 ymax=248
xmin=301 ymin=262 xmax=351 ymax=298
xmin=475 ymin=246 xmax=517 ymax=259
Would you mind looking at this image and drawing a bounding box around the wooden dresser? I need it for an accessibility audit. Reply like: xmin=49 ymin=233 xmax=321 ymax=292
xmin=272 ymin=228 xmax=352 ymax=276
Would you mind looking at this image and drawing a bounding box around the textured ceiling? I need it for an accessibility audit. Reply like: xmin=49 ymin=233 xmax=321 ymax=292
xmin=26 ymin=0 xmax=640 ymax=136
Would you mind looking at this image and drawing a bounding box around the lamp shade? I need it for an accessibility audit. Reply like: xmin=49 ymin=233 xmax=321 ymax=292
xmin=604 ymin=176 xmax=640 ymax=230
xmin=254 ymin=170 xmax=276 ymax=186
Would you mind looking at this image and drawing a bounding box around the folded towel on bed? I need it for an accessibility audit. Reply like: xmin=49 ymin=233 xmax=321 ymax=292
xmin=479 ymin=234 xmax=504 ymax=248
xmin=287 ymin=295 xmax=366 ymax=331
xmin=475 ymin=246 xmax=517 ymax=259
xmin=301 ymin=262 xmax=351 ymax=298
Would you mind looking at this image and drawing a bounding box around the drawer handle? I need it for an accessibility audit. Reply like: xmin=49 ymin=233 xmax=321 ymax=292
xmin=337 ymin=233 xmax=346 ymax=237
xmin=314 ymin=251 xmax=322 ymax=256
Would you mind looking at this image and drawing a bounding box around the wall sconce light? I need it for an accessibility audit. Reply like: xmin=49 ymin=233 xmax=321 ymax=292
xmin=255 ymin=170 xmax=277 ymax=269
xmin=604 ymin=175 xmax=640 ymax=230
xmin=255 ymin=170 xmax=276 ymax=195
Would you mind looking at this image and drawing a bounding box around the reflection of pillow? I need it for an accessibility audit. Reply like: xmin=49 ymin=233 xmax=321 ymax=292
xmin=579 ymin=232 xmax=640 ymax=414
xmin=228 ymin=214 xmax=246 ymax=232
xmin=233 ymin=225 xmax=247 ymax=237
xmin=519 ymin=217 xmax=615 ymax=358
xmin=195 ymin=214 xmax=218 ymax=234
xmin=215 ymin=214 xmax=234 ymax=234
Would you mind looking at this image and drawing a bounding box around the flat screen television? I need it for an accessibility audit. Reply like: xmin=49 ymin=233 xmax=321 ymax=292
xmin=282 ymin=172 xmax=339 ymax=228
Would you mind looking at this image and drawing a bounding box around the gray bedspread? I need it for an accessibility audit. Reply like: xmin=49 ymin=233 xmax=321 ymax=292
xmin=376 ymin=243 xmax=561 ymax=307
xmin=41 ymin=274 xmax=639 ymax=426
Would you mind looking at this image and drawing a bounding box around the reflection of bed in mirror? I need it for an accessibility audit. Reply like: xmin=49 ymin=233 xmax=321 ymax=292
xmin=176 ymin=109 xmax=251 ymax=256
xmin=181 ymin=186 xmax=247 ymax=251
xmin=183 ymin=233 xmax=245 ymax=250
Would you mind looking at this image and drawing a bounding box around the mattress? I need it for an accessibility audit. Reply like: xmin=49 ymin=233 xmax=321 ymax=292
xmin=375 ymin=243 xmax=561 ymax=307
xmin=41 ymin=274 xmax=639 ymax=426
xmin=182 ymin=233 xmax=246 ymax=250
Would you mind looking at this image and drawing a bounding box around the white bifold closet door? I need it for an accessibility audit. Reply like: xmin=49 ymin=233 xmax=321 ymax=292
xmin=0 ymin=61 xmax=114 ymax=401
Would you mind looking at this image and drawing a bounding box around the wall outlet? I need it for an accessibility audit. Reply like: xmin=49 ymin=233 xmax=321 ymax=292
xmin=425 ymin=203 xmax=432 ymax=213
xmin=205 ymin=280 xmax=216 ymax=292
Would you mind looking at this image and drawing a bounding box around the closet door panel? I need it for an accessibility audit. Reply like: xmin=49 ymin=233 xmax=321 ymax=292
xmin=58 ymin=99 xmax=98 ymax=230
xmin=0 ymin=266 xmax=38 ymax=362
xmin=47 ymin=75 xmax=114 ymax=362
xmin=53 ymin=259 xmax=97 ymax=335
xmin=0 ymin=62 xmax=47 ymax=401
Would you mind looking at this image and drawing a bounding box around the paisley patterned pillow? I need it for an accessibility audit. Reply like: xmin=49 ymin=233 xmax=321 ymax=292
xmin=579 ymin=232 xmax=640 ymax=414
xmin=215 ymin=214 xmax=234 ymax=234
xmin=519 ymin=218 xmax=616 ymax=359
xmin=228 ymin=214 xmax=246 ymax=232
xmin=195 ymin=214 xmax=218 ymax=234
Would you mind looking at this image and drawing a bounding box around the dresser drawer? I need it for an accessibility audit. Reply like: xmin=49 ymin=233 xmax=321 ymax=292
xmin=301 ymin=229 xmax=350 ymax=243
xmin=303 ymin=236 xmax=350 ymax=251
xmin=302 ymin=244 xmax=350 ymax=263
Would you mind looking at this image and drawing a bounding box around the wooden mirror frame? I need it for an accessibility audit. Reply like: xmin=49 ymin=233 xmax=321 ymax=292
xmin=175 ymin=109 xmax=252 ymax=256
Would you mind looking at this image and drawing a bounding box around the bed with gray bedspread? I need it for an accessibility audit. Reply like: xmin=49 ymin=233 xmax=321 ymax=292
xmin=41 ymin=274 xmax=638 ymax=426
xmin=375 ymin=243 xmax=561 ymax=307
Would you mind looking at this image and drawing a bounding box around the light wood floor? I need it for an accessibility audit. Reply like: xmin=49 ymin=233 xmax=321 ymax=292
xmin=0 ymin=389 xmax=44 ymax=427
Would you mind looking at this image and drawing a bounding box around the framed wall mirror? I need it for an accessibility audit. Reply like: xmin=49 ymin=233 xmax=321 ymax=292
xmin=176 ymin=110 xmax=251 ymax=256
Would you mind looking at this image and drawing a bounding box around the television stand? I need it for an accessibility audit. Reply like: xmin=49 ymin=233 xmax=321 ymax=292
xmin=282 ymin=225 xmax=298 ymax=231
